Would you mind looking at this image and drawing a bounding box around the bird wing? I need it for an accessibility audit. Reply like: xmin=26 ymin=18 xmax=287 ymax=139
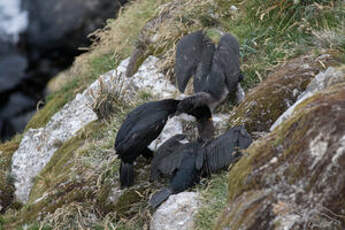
xmin=151 ymin=134 xmax=186 ymax=180
xmin=175 ymin=31 xmax=211 ymax=93
xmin=206 ymin=137 xmax=234 ymax=172
xmin=204 ymin=128 xmax=237 ymax=173
xmin=204 ymin=126 xmax=252 ymax=173
xmin=215 ymin=33 xmax=241 ymax=93
xmin=115 ymin=105 xmax=170 ymax=161
xmin=156 ymin=146 xmax=184 ymax=177
xmin=193 ymin=38 xmax=216 ymax=93
xmin=115 ymin=100 xmax=176 ymax=150
xmin=114 ymin=102 xmax=150 ymax=148
xmin=235 ymin=125 xmax=253 ymax=149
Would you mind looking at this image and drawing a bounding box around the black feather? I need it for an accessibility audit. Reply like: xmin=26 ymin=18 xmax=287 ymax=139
xmin=120 ymin=162 xmax=134 ymax=188
xmin=115 ymin=99 xmax=179 ymax=187
xmin=150 ymin=134 xmax=187 ymax=181
xmin=203 ymin=126 xmax=252 ymax=174
xmin=175 ymin=32 xmax=242 ymax=110
xmin=149 ymin=188 xmax=173 ymax=209
xmin=149 ymin=141 xmax=203 ymax=208
xmin=175 ymin=31 xmax=211 ymax=93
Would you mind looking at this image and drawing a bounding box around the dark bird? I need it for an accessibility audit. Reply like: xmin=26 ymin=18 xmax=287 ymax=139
xmin=149 ymin=125 xmax=252 ymax=208
xmin=175 ymin=31 xmax=243 ymax=112
xmin=149 ymin=141 xmax=203 ymax=208
xmin=202 ymin=125 xmax=252 ymax=175
xmin=150 ymin=134 xmax=188 ymax=181
xmin=176 ymin=103 xmax=215 ymax=142
xmin=114 ymin=99 xmax=180 ymax=188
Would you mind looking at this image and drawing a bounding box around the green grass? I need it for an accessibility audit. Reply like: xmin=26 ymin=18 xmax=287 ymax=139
xmin=215 ymin=0 xmax=344 ymax=90
xmin=195 ymin=173 xmax=228 ymax=230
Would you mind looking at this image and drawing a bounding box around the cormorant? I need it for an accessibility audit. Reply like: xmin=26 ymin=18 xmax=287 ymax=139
xmin=114 ymin=99 xmax=180 ymax=187
xmin=175 ymin=31 xmax=243 ymax=112
xmin=148 ymin=125 xmax=252 ymax=208
xmin=150 ymin=134 xmax=188 ymax=181
xmin=149 ymin=141 xmax=203 ymax=208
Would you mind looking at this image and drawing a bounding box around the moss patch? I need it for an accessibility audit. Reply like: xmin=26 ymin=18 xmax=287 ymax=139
xmin=228 ymin=52 xmax=343 ymax=134
xmin=215 ymin=190 xmax=274 ymax=230
xmin=0 ymin=135 xmax=22 ymax=213
xmin=217 ymin=80 xmax=345 ymax=229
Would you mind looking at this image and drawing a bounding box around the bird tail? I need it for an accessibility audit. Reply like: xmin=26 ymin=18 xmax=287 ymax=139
xmin=120 ymin=161 xmax=134 ymax=188
xmin=149 ymin=188 xmax=172 ymax=209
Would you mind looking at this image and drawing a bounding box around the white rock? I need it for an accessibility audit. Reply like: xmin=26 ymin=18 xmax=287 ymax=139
xmin=235 ymin=83 xmax=245 ymax=104
xmin=309 ymin=133 xmax=329 ymax=170
xmin=270 ymin=67 xmax=345 ymax=131
xmin=212 ymin=113 xmax=229 ymax=135
xmin=11 ymin=90 xmax=98 ymax=203
xmin=11 ymin=56 xmax=179 ymax=203
xmin=148 ymin=114 xmax=192 ymax=151
xmin=86 ymin=56 xmax=179 ymax=105
xmin=230 ymin=5 xmax=238 ymax=11
xmin=150 ymin=192 xmax=200 ymax=230
xmin=148 ymin=112 xmax=229 ymax=151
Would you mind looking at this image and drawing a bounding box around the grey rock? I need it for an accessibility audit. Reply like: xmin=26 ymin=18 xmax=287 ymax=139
xmin=11 ymin=88 xmax=98 ymax=203
xmin=151 ymin=192 xmax=200 ymax=230
xmin=270 ymin=67 xmax=345 ymax=131
xmin=10 ymin=55 xmax=181 ymax=203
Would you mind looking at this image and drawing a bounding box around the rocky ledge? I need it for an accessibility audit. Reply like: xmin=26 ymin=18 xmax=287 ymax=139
xmin=216 ymin=65 xmax=345 ymax=229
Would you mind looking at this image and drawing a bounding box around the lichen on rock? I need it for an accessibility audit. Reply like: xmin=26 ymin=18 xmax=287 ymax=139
xmin=270 ymin=66 xmax=345 ymax=131
xmin=228 ymin=53 xmax=341 ymax=134
xmin=11 ymin=90 xmax=98 ymax=203
xmin=216 ymin=69 xmax=345 ymax=229
xmin=151 ymin=192 xmax=201 ymax=230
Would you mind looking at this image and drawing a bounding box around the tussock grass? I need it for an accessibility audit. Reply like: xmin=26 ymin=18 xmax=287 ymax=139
xmin=216 ymin=0 xmax=344 ymax=90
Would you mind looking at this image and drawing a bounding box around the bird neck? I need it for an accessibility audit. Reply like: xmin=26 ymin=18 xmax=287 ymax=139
xmin=197 ymin=118 xmax=215 ymax=142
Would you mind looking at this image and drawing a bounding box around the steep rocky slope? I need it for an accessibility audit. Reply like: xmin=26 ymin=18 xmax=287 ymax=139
xmin=0 ymin=0 xmax=344 ymax=229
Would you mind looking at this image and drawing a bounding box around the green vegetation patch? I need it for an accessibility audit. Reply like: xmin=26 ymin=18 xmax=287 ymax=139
xmin=0 ymin=135 xmax=22 ymax=214
xmin=195 ymin=173 xmax=228 ymax=230
xmin=215 ymin=0 xmax=345 ymax=90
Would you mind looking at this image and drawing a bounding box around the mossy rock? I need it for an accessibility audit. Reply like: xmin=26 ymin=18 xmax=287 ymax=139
xmin=216 ymin=80 xmax=345 ymax=229
xmin=215 ymin=190 xmax=275 ymax=229
xmin=113 ymin=187 xmax=147 ymax=218
xmin=0 ymin=135 xmax=21 ymax=213
xmin=229 ymin=53 xmax=342 ymax=134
